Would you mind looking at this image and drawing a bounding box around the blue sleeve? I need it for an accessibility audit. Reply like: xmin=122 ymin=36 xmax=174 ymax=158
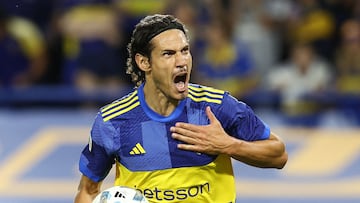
xmin=215 ymin=93 xmax=270 ymax=141
xmin=79 ymin=112 xmax=117 ymax=182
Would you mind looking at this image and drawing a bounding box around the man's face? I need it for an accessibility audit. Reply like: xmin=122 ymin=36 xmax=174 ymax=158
xmin=147 ymin=29 xmax=192 ymax=101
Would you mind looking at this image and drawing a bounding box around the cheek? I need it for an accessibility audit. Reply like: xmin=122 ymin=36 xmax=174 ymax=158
xmin=185 ymin=53 xmax=192 ymax=65
xmin=152 ymin=63 xmax=172 ymax=84
xmin=188 ymin=56 xmax=193 ymax=68
xmin=154 ymin=70 xmax=168 ymax=82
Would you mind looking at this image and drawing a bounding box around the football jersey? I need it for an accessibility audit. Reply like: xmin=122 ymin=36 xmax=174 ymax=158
xmin=79 ymin=83 xmax=270 ymax=203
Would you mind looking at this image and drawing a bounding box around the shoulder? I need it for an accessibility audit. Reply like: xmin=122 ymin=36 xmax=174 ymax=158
xmin=187 ymin=83 xmax=227 ymax=105
xmin=100 ymin=88 xmax=140 ymax=122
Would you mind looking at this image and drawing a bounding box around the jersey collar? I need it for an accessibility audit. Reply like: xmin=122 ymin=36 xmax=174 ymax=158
xmin=137 ymin=83 xmax=186 ymax=122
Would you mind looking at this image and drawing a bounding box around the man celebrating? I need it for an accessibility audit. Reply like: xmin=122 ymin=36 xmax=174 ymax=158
xmin=75 ymin=14 xmax=287 ymax=203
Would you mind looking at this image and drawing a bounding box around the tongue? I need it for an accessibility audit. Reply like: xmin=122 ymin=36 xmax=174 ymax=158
xmin=175 ymin=81 xmax=186 ymax=92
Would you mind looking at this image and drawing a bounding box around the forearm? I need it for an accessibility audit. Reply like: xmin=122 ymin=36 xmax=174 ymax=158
xmin=74 ymin=175 xmax=102 ymax=203
xmin=74 ymin=190 xmax=98 ymax=203
xmin=225 ymin=133 xmax=288 ymax=169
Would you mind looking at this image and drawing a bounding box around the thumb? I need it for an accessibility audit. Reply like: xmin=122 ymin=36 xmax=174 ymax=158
xmin=206 ymin=106 xmax=217 ymax=124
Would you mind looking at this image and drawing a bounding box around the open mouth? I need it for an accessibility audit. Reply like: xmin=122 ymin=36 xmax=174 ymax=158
xmin=174 ymin=73 xmax=187 ymax=92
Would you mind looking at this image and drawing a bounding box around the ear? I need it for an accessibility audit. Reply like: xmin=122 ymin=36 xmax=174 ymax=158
xmin=135 ymin=53 xmax=151 ymax=72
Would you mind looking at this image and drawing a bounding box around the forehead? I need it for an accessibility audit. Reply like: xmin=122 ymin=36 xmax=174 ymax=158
xmin=151 ymin=29 xmax=188 ymax=50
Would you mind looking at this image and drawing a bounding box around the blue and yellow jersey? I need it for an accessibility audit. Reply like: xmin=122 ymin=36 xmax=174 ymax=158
xmin=79 ymin=83 xmax=270 ymax=203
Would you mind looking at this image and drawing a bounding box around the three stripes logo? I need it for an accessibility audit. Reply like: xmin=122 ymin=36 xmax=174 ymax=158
xmin=129 ymin=143 xmax=146 ymax=155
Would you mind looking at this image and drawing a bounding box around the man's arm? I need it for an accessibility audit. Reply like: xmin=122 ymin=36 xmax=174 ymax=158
xmin=74 ymin=175 xmax=102 ymax=203
xmin=170 ymin=106 xmax=288 ymax=169
xmin=224 ymin=132 xmax=287 ymax=168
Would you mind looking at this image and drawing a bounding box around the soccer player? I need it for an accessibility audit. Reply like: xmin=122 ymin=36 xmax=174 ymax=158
xmin=74 ymin=14 xmax=288 ymax=203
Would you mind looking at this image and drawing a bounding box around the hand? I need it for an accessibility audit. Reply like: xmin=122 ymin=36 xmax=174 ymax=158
xmin=170 ymin=106 xmax=235 ymax=155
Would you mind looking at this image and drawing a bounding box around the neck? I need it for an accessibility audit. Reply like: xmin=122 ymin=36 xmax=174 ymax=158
xmin=142 ymin=83 xmax=179 ymax=116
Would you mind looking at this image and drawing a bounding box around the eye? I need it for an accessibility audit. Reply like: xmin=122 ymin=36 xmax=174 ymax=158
xmin=162 ymin=50 xmax=175 ymax=57
xmin=181 ymin=46 xmax=189 ymax=55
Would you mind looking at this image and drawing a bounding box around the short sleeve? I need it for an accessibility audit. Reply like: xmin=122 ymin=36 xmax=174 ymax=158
xmin=216 ymin=93 xmax=270 ymax=141
xmin=79 ymin=112 xmax=117 ymax=182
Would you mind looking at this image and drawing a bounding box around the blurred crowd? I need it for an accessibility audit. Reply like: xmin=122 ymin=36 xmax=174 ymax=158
xmin=1 ymin=0 xmax=360 ymax=125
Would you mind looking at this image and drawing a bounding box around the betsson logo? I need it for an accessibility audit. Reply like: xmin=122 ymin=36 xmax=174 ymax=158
xmin=133 ymin=182 xmax=210 ymax=201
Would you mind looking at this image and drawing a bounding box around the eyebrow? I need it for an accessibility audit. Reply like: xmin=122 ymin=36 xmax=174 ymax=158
xmin=162 ymin=44 xmax=190 ymax=53
xmin=181 ymin=45 xmax=190 ymax=51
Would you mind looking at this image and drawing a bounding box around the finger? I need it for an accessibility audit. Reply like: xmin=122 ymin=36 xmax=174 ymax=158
xmin=170 ymin=126 xmax=198 ymax=138
xmin=172 ymin=133 xmax=197 ymax=144
xmin=174 ymin=122 xmax=201 ymax=132
xmin=177 ymin=143 xmax=202 ymax=152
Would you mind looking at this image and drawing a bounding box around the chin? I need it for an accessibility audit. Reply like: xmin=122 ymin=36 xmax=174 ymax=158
xmin=179 ymin=90 xmax=188 ymax=100
xmin=172 ymin=90 xmax=188 ymax=101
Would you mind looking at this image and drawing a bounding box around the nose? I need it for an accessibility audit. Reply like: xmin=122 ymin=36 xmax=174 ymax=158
xmin=175 ymin=53 xmax=188 ymax=69
xmin=177 ymin=65 xmax=187 ymax=72
xmin=176 ymin=64 xmax=187 ymax=73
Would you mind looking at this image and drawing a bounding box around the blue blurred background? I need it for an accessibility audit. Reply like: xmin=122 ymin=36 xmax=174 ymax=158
xmin=0 ymin=0 xmax=359 ymax=202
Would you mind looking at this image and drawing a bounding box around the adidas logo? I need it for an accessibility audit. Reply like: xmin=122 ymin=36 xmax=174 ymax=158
xmin=129 ymin=143 xmax=146 ymax=155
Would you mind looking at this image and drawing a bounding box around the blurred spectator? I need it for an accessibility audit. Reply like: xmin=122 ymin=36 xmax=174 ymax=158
xmin=233 ymin=0 xmax=288 ymax=75
xmin=113 ymin=0 xmax=170 ymax=79
xmin=1 ymin=0 xmax=358 ymax=120
xmin=114 ymin=0 xmax=168 ymax=16
xmin=193 ymin=18 xmax=258 ymax=99
xmin=58 ymin=3 xmax=127 ymax=91
xmin=285 ymin=0 xmax=335 ymax=60
xmin=335 ymin=19 xmax=360 ymax=94
xmin=167 ymin=0 xmax=211 ymax=68
xmin=266 ymin=43 xmax=332 ymax=119
xmin=113 ymin=0 xmax=170 ymax=50
xmin=0 ymin=7 xmax=47 ymax=88
xmin=167 ymin=0 xmax=199 ymax=48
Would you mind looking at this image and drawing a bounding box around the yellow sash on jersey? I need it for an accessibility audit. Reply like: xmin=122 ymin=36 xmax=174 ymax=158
xmin=114 ymin=154 xmax=236 ymax=203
